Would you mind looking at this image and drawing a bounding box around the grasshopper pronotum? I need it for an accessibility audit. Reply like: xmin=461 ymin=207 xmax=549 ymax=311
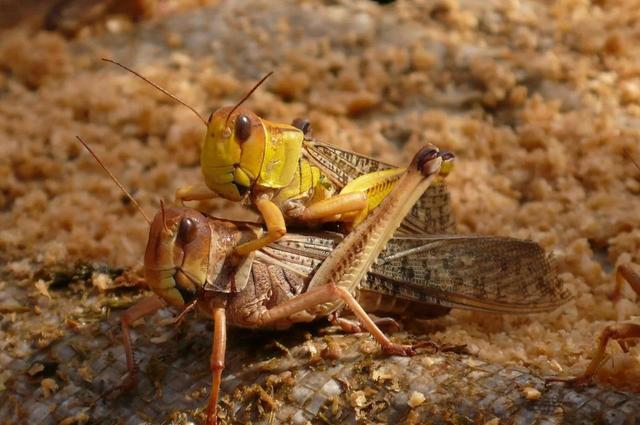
xmin=104 ymin=59 xmax=456 ymax=256
xmin=77 ymin=136 xmax=569 ymax=424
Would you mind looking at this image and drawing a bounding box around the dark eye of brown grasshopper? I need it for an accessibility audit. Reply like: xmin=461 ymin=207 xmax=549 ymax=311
xmin=177 ymin=217 xmax=197 ymax=245
xmin=235 ymin=114 xmax=251 ymax=142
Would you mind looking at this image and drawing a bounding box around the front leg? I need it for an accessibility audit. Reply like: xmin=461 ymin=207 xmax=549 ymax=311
xmin=234 ymin=195 xmax=286 ymax=256
xmin=119 ymin=295 xmax=166 ymax=389
xmin=175 ymin=182 xmax=218 ymax=205
xmin=206 ymin=307 xmax=227 ymax=425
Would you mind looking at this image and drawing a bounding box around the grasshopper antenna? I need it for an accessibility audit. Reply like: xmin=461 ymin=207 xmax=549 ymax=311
xmin=102 ymin=58 xmax=208 ymax=126
xmin=225 ymin=71 xmax=274 ymax=126
xmin=159 ymin=199 xmax=170 ymax=233
xmin=75 ymin=136 xmax=152 ymax=225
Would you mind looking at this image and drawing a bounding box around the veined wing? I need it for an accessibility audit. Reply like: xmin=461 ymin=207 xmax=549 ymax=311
xmin=256 ymin=231 xmax=341 ymax=279
xmin=260 ymin=232 xmax=569 ymax=314
xmin=303 ymin=140 xmax=455 ymax=234
xmin=303 ymin=140 xmax=394 ymax=184
xmin=369 ymin=235 xmax=570 ymax=314
xmin=395 ymin=182 xmax=455 ymax=235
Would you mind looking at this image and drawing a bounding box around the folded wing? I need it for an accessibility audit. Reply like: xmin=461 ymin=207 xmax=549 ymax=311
xmin=259 ymin=233 xmax=570 ymax=314
xmin=303 ymin=141 xmax=455 ymax=235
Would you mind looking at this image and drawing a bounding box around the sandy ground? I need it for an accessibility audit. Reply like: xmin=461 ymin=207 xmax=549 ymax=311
xmin=2 ymin=0 xmax=640 ymax=397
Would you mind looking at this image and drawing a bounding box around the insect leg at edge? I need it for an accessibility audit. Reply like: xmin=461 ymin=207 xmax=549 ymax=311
xmin=610 ymin=264 xmax=640 ymax=301
xmin=548 ymin=265 xmax=640 ymax=385
xmin=120 ymin=295 xmax=166 ymax=388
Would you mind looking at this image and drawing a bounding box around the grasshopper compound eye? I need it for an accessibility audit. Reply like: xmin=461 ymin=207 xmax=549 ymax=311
xmin=438 ymin=151 xmax=456 ymax=178
xmin=292 ymin=117 xmax=311 ymax=135
xmin=177 ymin=217 xmax=197 ymax=245
xmin=235 ymin=114 xmax=252 ymax=142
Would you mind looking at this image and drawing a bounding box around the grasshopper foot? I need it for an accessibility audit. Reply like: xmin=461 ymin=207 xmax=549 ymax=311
xmin=332 ymin=315 xmax=402 ymax=334
xmin=99 ymin=371 xmax=138 ymax=402
xmin=118 ymin=372 xmax=138 ymax=393
xmin=382 ymin=342 xmax=416 ymax=356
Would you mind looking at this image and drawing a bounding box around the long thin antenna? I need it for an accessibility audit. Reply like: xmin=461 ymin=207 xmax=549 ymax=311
xmin=102 ymin=58 xmax=207 ymax=126
xmin=173 ymin=298 xmax=198 ymax=325
xmin=225 ymin=71 xmax=274 ymax=126
xmin=75 ymin=136 xmax=152 ymax=225
xmin=159 ymin=199 xmax=170 ymax=233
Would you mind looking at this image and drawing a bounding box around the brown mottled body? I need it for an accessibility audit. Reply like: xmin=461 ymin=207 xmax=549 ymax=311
xmin=224 ymin=257 xmax=453 ymax=330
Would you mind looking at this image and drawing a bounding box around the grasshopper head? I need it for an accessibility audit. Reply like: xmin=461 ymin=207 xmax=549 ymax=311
xmin=144 ymin=206 xmax=252 ymax=308
xmin=201 ymin=106 xmax=267 ymax=201
xmin=144 ymin=207 xmax=212 ymax=308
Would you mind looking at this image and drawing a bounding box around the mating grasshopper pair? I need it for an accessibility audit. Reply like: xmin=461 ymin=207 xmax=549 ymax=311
xmin=81 ymin=64 xmax=569 ymax=424
xmin=106 ymin=60 xmax=455 ymax=257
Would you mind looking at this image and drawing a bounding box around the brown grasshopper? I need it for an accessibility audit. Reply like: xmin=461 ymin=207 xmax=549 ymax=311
xmin=78 ymin=137 xmax=439 ymax=423
xmin=77 ymin=138 xmax=568 ymax=424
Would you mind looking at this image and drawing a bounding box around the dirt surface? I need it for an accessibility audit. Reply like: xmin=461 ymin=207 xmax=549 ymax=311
xmin=2 ymin=0 xmax=640 ymax=423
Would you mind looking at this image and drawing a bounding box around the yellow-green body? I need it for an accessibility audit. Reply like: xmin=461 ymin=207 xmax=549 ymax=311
xmin=198 ymin=105 xmax=434 ymax=225
xmin=339 ymin=168 xmax=406 ymax=224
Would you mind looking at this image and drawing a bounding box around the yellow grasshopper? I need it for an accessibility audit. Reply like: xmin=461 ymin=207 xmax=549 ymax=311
xmin=180 ymin=106 xmax=456 ymax=256
xmin=104 ymin=60 xmax=456 ymax=256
